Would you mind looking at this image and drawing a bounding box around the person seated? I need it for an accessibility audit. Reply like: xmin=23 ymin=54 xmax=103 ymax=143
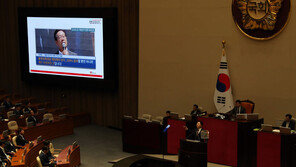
xmin=3 ymin=135 xmax=17 ymax=157
xmin=2 ymin=97 xmax=13 ymax=110
xmin=39 ymin=146 xmax=56 ymax=167
xmin=282 ymin=114 xmax=295 ymax=130
xmin=43 ymin=141 xmax=55 ymax=159
xmin=190 ymin=104 xmax=202 ymax=116
xmin=15 ymin=128 xmax=28 ymax=147
xmin=27 ymin=110 xmax=37 ymax=126
xmin=162 ymin=110 xmax=171 ymax=128
xmin=22 ymin=101 xmax=33 ymax=115
xmin=13 ymin=104 xmax=24 ymax=118
xmin=185 ymin=121 xmax=205 ymax=141
xmin=0 ymin=140 xmax=11 ymax=166
xmin=227 ymin=100 xmax=246 ymax=117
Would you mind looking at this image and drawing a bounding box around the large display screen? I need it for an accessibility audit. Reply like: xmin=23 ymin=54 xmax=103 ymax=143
xmin=27 ymin=17 xmax=104 ymax=79
xmin=18 ymin=8 xmax=118 ymax=88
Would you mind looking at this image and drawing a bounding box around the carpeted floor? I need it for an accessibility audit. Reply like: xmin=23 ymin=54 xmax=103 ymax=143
xmin=51 ymin=125 xmax=228 ymax=167
xmin=52 ymin=125 xmax=133 ymax=167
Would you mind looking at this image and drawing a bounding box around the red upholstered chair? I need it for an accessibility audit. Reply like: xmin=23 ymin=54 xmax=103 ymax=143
xmin=240 ymin=100 xmax=255 ymax=114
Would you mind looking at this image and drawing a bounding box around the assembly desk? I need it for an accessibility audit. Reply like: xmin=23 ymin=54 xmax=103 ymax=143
xmin=0 ymin=108 xmax=62 ymax=133
xmin=56 ymin=145 xmax=81 ymax=167
xmin=122 ymin=117 xmax=162 ymax=154
xmin=11 ymin=140 xmax=44 ymax=167
xmin=23 ymin=118 xmax=74 ymax=141
xmin=167 ymin=117 xmax=263 ymax=167
xmin=122 ymin=116 xmax=264 ymax=167
xmin=256 ymin=131 xmax=296 ymax=167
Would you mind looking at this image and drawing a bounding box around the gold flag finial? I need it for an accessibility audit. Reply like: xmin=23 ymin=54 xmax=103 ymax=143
xmin=222 ymin=40 xmax=226 ymax=48
xmin=222 ymin=40 xmax=226 ymax=56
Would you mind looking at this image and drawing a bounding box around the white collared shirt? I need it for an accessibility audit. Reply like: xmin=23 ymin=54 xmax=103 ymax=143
xmin=286 ymin=122 xmax=290 ymax=128
xmin=58 ymin=48 xmax=68 ymax=55
xmin=20 ymin=134 xmax=25 ymax=140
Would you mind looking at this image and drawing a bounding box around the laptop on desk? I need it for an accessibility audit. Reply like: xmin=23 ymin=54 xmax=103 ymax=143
xmin=247 ymin=113 xmax=259 ymax=121
xmin=261 ymin=124 xmax=273 ymax=132
xmin=236 ymin=114 xmax=247 ymax=120
xmin=279 ymin=126 xmax=291 ymax=134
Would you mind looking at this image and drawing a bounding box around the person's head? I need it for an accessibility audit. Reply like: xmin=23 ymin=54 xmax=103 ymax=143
xmin=16 ymin=105 xmax=21 ymax=110
xmin=6 ymin=96 xmax=10 ymax=102
xmin=30 ymin=110 xmax=35 ymax=116
xmin=43 ymin=140 xmax=50 ymax=147
xmin=18 ymin=128 xmax=24 ymax=135
xmin=235 ymin=100 xmax=241 ymax=107
xmin=196 ymin=121 xmax=203 ymax=129
xmin=285 ymin=114 xmax=292 ymax=122
xmin=42 ymin=146 xmax=49 ymax=153
xmin=166 ymin=110 xmax=171 ymax=117
xmin=54 ymin=30 xmax=68 ymax=51
xmin=193 ymin=104 xmax=198 ymax=110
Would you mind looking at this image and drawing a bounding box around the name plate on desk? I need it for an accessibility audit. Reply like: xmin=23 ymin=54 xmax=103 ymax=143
xmin=185 ymin=139 xmax=201 ymax=143
xmin=237 ymin=114 xmax=247 ymax=120
xmin=247 ymin=113 xmax=259 ymax=121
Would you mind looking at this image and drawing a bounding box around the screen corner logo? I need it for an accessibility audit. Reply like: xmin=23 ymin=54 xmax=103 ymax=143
xmin=89 ymin=19 xmax=101 ymax=24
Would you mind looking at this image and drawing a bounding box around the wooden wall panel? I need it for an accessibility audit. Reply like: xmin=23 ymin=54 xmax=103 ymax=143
xmin=0 ymin=0 xmax=139 ymax=128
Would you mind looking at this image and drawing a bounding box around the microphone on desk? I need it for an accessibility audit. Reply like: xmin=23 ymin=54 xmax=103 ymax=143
xmin=186 ymin=129 xmax=197 ymax=139
xmin=162 ymin=124 xmax=170 ymax=160
xmin=163 ymin=125 xmax=170 ymax=133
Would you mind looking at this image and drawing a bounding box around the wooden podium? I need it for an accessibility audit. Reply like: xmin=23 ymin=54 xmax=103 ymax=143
xmin=178 ymin=139 xmax=207 ymax=167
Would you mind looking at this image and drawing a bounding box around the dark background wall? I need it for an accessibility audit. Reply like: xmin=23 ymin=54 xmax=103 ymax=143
xmin=0 ymin=0 xmax=139 ymax=128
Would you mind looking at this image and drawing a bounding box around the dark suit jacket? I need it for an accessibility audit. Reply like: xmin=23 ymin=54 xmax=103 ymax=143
xmin=0 ymin=147 xmax=8 ymax=160
xmin=162 ymin=116 xmax=171 ymax=128
xmin=13 ymin=109 xmax=23 ymax=117
xmin=4 ymin=141 xmax=16 ymax=155
xmin=23 ymin=107 xmax=32 ymax=114
xmin=16 ymin=134 xmax=28 ymax=146
xmin=39 ymin=151 xmax=51 ymax=166
xmin=27 ymin=115 xmax=37 ymax=126
xmin=186 ymin=128 xmax=203 ymax=141
xmin=2 ymin=101 xmax=12 ymax=110
xmin=228 ymin=106 xmax=246 ymax=116
xmin=47 ymin=150 xmax=54 ymax=160
xmin=40 ymin=151 xmax=55 ymax=166
xmin=190 ymin=109 xmax=202 ymax=116
xmin=282 ymin=120 xmax=296 ymax=130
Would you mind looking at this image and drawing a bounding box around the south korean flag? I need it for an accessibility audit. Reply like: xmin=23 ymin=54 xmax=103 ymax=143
xmin=214 ymin=45 xmax=234 ymax=113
